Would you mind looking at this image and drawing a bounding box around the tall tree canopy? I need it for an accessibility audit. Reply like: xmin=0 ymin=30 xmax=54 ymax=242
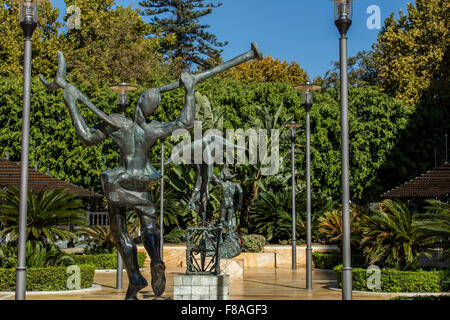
xmin=63 ymin=0 xmax=174 ymax=89
xmin=139 ymin=0 xmax=227 ymax=70
xmin=373 ymin=0 xmax=449 ymax=107
xmin=0 ymin=0 xmax=64 ymax=78
xmin=220 ymin=55 xmax=309 ymax=87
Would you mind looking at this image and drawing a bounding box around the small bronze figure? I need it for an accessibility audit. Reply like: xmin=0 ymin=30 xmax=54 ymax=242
xmin=212 ymin=167 xmax=243 ymax=230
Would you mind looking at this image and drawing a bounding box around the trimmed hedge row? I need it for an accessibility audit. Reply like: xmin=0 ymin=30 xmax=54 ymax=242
xmin=71 ymin=252 xmax=147 ymax=270
xmin=334 ymin=265 xmax=450 ymax=293
xmin=0 ymin=264 xmax=95 ymax=292
xmin=312 ymin=252 xmax=366 ymax=269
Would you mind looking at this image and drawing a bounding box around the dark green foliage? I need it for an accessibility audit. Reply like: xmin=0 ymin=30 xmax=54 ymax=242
xmin=0 ymin=186 xmax=86 ymax=243
xmin=360 ymin=199 xmax=437 ymax=270
xmin=0 ymin=264 xmax=95 ymax=292
xmin=312 ymin=251 xmax=366 ymax=270
xmin=139 ymin=0 xmax=227 ymax=70
xmin=0 ymin=241 xmax=74 ymax=268
xmin=334 ymin=265 xmax=449 ymax=293
xmin=249 ymin=185 xmax=336 ymax=243
xmin=312 ymin=252 xmax=341 ymax=270
xmin=0 ymin=76 xmax=413 ymax=206
xmin=241 ymin=234 xmax=266 ymax=253
xmin=71 ymin=252 xmax=147 ymax=270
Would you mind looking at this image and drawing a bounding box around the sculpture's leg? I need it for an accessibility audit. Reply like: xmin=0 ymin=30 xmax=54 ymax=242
xmin=135 ymin=205 xmax=166 ymax=297
xmin=108 ymin=204 xmax=148 ymax=300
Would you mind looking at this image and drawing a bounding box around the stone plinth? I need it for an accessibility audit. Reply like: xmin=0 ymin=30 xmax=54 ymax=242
xmin=173 ymin=274 xmax=230 ymax=300
xmin=220 ymin=259 xmax=244 ymax=280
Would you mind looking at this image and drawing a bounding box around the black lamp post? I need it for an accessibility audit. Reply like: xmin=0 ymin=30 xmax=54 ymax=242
xmin=14 ymin=0 xmax=48 ymax=301
xmin=283 ymin=121 xmax=303 ymax=270
xmin=331 ymin=0 xmax=355 ymax=300
xmin=109 ymin=83 xmax=137 ymax=290
xmin=294 ymin=82 xmax=321 ymax=289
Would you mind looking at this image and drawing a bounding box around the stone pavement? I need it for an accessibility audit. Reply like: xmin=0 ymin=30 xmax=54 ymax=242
xmin=0 ymin=267 xmax=389 ymax=300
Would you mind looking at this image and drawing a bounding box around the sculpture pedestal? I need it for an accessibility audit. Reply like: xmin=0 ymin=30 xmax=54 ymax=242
xmin=220 ymin=259 xmax=244 ymax=280
xmin=173 ymin=274 xmax=230 ymax=300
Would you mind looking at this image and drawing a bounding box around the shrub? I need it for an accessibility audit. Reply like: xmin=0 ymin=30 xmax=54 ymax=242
xmin=334 ymin=265 xmax=449 ymax=293
xmin=312 ymin=252 xmax=342 ymax=269
xmin=0 ymin=264 xmax=95 ymax=292
xmin=241 ymin=234 xmax=266 ymax=253
xmin=71 ymin=252 xmax=147 ymax=269
xmin=312 ymin=252 xmax=366 ymax=269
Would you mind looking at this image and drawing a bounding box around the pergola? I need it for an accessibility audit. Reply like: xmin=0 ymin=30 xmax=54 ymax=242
xmin=0 ymin=157 xmax=101 ymax=198
xmin=381 ymin=162 xmax=450 ymax=199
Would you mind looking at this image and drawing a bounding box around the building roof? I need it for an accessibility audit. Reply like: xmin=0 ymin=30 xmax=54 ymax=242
xmin=0 ymin=158 xmax=102 ymax=198
xmin=381 ymin=162 xmax=450 ymax=199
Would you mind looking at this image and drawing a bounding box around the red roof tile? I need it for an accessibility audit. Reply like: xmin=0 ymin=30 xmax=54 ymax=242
xmin=0 ymin=158 xmax=102 ymax=198
xmin=381 ymin=162 xmax=450 ymax=199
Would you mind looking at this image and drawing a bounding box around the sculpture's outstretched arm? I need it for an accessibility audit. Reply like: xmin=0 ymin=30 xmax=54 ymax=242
xmin=39 ymin=52 xmax=116 ymax=146
xmin=145 ymin=72 xmax=197 ymax=140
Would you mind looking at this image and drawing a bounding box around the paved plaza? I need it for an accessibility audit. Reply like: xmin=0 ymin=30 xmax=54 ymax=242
xmin=0 ymin=267 xmax=388 ymax=300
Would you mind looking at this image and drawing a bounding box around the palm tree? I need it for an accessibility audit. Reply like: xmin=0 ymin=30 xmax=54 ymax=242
xmin=414 ymin=199 xmax=450 ymax=259
xmin=360 ymin=199 xmax=436 ymax=270
xmin=318 ymin=204 xmax=361 ymax=246
xmin=249 ymin=184 xmax=336 ymax=243
xmin=0 ymin=187 xmax=86 ymax=244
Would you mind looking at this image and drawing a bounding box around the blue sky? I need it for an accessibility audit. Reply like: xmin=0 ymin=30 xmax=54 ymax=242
xmin=51 ymin=0 xmax=411 ymax=79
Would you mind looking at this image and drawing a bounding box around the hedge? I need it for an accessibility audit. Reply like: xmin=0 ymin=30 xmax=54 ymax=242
xmin=334 ymin=265 xmax=450 ymax=293
xmin=241 ymin=234 xmax=266 ymax=253
xmin=312 ymin=252 xmax=366 ymax=269
xmin=0 ymin=264 xmax=95 ymax=292
xmin=71 ymin=252 xmax=147 ymax=270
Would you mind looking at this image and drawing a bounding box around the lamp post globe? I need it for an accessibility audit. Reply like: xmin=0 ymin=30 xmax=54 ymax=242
xmin=294 ymin=82 xmax=321 ymax=289
xmin=110 ymin=83 xmax=138 ymax=115
xmin=13 ymin=0 xmax=48 ymax=301
xmin=283 ymin=121 xmax=302 ymax=270
xmin=330 ymin=0 xmax=355 ymax=300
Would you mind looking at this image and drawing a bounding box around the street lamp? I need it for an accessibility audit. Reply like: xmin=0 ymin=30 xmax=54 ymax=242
xmin=331 ymin=0 xmax=355 ymax=300
xmin=109 ymin=83 xmax=138 ymax=115
xmin=283 ymin=121 xmax=302 ymax=270
xmin=109 ymin=82 xmax=137 ymax=290
xmin=14 ymin=0 xmax=48 ymax=301
xmin=294 ymin=82 xmax=321 ymax=290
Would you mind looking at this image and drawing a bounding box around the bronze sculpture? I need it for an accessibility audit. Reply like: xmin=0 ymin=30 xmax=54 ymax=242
xmin=40 ymin=43 xmax=262 ymax=299
xmin=212 ymin=167 xmax=243 ymax=230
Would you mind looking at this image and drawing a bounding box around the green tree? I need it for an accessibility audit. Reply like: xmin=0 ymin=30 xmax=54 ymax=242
xmin=314 ymin=51 xmax=379 ymax=88
xmin=0 ymin=187 xmax=86 ymax=243
xmin=139 ymin=0 xmax=227 ymax=70
xmin=220 ymin=55 xmax=309 ymax=87
xmin=373 ymin=0 xmax=450 ymax=106
xmin=249 ymin=185 xmax=336 ymax=243
xmin=0 ymin=0 xmax=65 ymax=78
xmin=63 ymin=0 xmax=173 ymax=89
xmin=360 ymin=199 xmax=436 ymax=270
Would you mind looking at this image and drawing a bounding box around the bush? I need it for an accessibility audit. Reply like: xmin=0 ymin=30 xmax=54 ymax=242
xmin=312 ymin=252 xmax=342 ymax=269
xmin=71 ymin=252 xmax=147 ymax=270
xmin=334 ymin=265 xmax=449 ymax=293
xmin=0 ymin=264 xmax=95 ymax=292
xmin=241 ymin=234 xmax=266 ymax=253
xmin=312 ymin=252 xmax=366 ymax=269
